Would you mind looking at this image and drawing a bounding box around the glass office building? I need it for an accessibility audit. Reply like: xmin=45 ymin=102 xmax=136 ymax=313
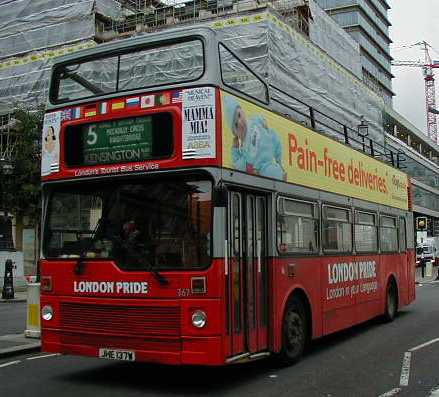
xmin=315 ymin=0 xmax=393 ymax=105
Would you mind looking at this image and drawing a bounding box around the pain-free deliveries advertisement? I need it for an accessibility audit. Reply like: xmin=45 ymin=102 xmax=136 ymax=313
xmin=221 ymin=92 xmax=409 ymax=210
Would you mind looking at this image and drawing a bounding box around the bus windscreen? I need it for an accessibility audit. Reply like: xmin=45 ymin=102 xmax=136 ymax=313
xmin=52 ymin=39 xmax=204 ymax=103
xmin=44 ymin=179 xmax=212 ymax=270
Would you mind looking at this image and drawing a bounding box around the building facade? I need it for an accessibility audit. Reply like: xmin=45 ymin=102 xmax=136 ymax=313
xmin=384 ymin=107 xmax=439 ymax=226
xmin=315 ymin=0 xmax=393 ymax=105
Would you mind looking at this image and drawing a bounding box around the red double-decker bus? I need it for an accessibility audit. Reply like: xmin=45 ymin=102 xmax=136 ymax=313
xmin=40 ymin=27 xmax=415 ymax=366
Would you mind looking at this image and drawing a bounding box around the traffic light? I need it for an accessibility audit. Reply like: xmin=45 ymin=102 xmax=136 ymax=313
xmin=416 ymin=216 xmax=428 ymax=231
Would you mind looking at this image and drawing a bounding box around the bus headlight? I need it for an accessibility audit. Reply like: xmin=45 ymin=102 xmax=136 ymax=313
xmin=191 ymin=310 xmax=207 ymax=328
xmin=42 ymin=305 xmax=54 ymax=321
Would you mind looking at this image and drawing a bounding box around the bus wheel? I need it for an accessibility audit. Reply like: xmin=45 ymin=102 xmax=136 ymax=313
xmin=278 ymin=297 xmax=307 ymax=366
xmin=383 ymin=280 xmax=398 ymax=322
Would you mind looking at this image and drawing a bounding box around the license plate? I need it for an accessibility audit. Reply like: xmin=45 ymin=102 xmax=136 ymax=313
xmin=99 ymin=348 xmax=136 ymax=361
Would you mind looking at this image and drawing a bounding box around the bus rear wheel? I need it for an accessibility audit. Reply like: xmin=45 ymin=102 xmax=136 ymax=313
xmin=383 ymin=280 xmax=398 ymax=322
xmin=278 ymin=297 xmax=307 ymax=366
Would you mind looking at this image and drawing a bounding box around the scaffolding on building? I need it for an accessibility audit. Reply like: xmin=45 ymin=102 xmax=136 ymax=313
xmin=0 ymin=0 xmax=322 ymax=110
xmin=96 ymin=0 xmax=312 ymax=40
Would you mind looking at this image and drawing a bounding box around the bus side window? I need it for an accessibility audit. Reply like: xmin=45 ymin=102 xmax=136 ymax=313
xmin=277 ymin=197 xmax=319 ymax=254
xmin=380 ymin=215 xmax=398 ymax=253
xmin=322 ymin=205 xmax=352 ymax=253
xmin=399 ymin=217 xmax=407 ymax=252
xmin=219 ymin=44 xmax=268 ymax=103
xmin=354 ymin=210 xmax=378 ymax=253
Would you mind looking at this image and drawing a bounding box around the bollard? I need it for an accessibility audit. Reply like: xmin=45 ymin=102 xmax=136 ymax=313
xmin=1 ymin=259 xmax=14 ymax=299
xmin=25 ymin=282 xmax=41 ymax=338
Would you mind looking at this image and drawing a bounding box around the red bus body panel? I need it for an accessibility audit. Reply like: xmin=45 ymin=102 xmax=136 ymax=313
xmin=41 ymin=250 xmax=415 ymax=364
xmin=41 ymin=258 xmax=227 ymax=365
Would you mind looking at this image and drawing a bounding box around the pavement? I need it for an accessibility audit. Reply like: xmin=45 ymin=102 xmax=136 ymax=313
xmin=0 ymin=290 xmax=27 ymax=303
xmin=0 ymin=288 xmax=41 ymax=358
xmin=0 ymin=334 xmax=40 ymax=358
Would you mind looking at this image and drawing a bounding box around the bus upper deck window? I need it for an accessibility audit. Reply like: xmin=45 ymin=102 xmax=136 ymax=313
xmin=52 ymin=39 xmax=205 ymax=104
xmin=118 ymin=40 xmax=204 ymax=91
xmin=56 ymin=57 xmax=118 ymax=102
xmin=219 ymin=44 xmax=268 ymax=104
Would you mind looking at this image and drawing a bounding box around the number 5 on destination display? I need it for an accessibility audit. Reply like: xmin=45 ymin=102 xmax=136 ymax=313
xmin=87 ymin=125 xmax=97 ymax=145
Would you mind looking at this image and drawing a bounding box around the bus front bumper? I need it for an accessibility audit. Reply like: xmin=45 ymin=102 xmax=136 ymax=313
xmin=42 ymin=329 xmax=224 ymax=365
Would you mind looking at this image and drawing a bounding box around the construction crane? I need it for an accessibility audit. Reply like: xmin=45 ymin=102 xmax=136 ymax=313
xmin=392 ymin=41 xmax=439 ymax=144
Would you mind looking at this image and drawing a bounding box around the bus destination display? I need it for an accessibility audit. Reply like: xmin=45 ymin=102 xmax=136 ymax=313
xmin=82 ymin=117 xmax=153 ymax=165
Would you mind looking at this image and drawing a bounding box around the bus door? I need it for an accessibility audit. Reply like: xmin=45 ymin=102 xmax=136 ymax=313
xmin=227 ymin=191 xmax=268 ymax=357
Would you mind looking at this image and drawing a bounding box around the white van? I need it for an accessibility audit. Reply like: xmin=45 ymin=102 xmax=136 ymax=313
xmin=416 ymin=239 xmax=437 ymax=267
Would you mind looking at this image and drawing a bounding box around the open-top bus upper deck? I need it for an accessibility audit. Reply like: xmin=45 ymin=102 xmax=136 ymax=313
xmin=43 ymin=26 xmax=409 ymax=210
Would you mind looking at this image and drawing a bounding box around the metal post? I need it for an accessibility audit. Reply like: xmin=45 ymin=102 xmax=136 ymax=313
xmin=343 ymin=125 xmax=349 ymax=145
xmin=389 ymin=151 xmax=395 ymax=167
xmin=309 ymin=107 xmax=316 ymax=129
xmin=1 ymin=258 xmax=14 ymax=299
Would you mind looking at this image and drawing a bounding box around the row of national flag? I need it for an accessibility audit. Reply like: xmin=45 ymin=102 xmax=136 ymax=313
xmin=61 ymin=91 xmax=182 ymax=121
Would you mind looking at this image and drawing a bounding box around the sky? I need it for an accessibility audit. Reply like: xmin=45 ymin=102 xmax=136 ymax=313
xmin=389 ymin=0 xmax=439 ymax=134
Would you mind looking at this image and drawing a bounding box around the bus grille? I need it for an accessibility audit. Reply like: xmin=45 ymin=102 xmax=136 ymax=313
xmin=60 ymin=302 xmax=181 ymax=337
xmin=60 ymin=333 xmax=181 ymax=352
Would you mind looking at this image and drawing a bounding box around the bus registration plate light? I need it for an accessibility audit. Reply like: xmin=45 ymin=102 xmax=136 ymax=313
xmin=99 ymin=348 xmax=136 ymax=362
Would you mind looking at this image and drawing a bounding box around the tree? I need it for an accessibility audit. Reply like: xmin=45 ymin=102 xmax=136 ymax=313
xmin=2 ymin=107 xmax=44 ymax=224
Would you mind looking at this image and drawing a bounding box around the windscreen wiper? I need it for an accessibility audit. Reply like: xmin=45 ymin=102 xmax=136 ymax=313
xmin=151 ymin=269 xmax=169 ymax=286
xmin=146 ymin=260 xmax=169 ymax=286
xmin=74 ymin=193 xmax=115 ymax=275
xmin=74 ymin=217 xmax=103 ymax=275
